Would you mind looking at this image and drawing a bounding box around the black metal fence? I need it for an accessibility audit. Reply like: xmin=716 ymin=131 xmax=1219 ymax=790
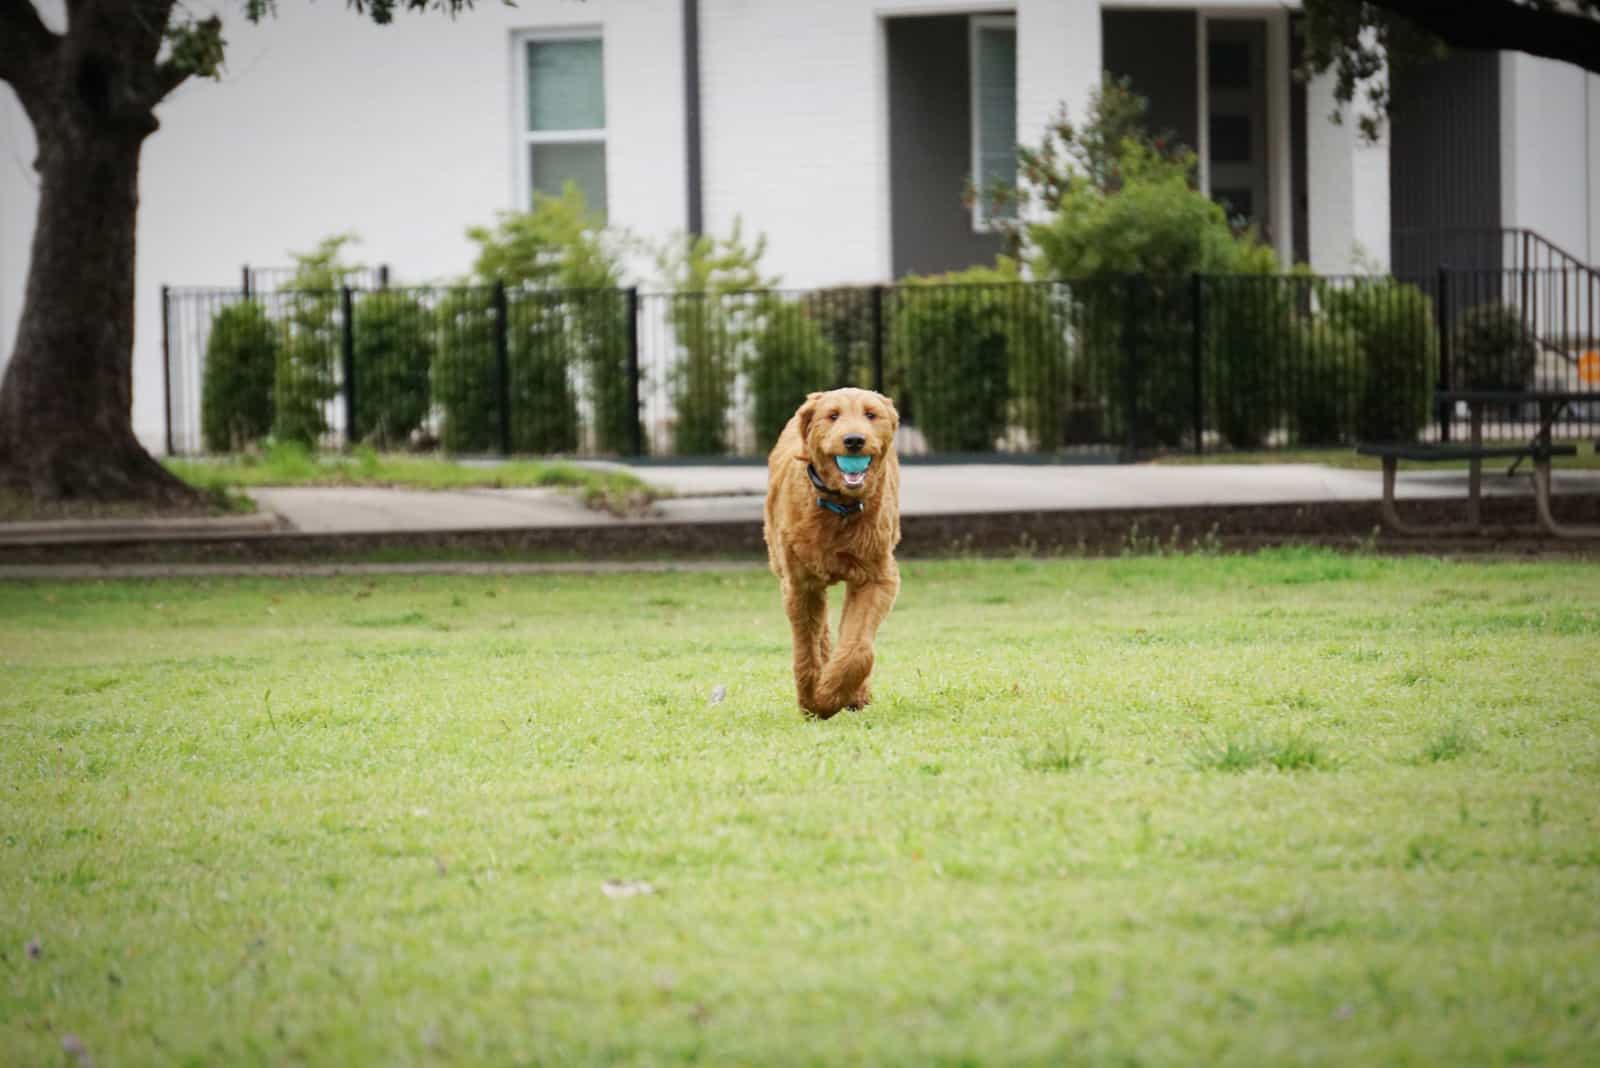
xmin=164 ymin=268 xmax=1600 ymax=459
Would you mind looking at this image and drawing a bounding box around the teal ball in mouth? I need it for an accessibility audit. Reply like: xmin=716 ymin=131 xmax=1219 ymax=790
xmin=835 ymin=455 xmax=872 ymax=475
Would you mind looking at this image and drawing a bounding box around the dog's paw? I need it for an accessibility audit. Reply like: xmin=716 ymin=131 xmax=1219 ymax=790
xmin=845 ymin=683 xmax=872 ymax=711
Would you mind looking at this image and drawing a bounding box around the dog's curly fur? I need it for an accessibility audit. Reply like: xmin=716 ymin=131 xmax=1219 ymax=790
xmin=763 ymin=388 xmax=901 ymax=718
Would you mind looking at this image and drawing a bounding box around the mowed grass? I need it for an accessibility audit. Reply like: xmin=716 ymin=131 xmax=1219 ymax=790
xmin=2 ymin=552 xmax=1598 ymax=1066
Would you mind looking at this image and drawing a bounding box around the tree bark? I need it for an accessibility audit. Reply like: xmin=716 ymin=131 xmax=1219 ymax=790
xmin=0 ymin=0 xmax=198 ymax=505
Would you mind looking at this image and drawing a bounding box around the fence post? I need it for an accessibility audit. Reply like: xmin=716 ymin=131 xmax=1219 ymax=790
xmin=161 ymin=285 xmax=175 ymax=457
xmin=870 ymin=285 xmax=886 ymax=394
xmin=1436 ymin=265 xmax=1451 ymax=443
xmin=493 ymin=281 xmax=512 ymax=455
xmin=241 ymin=265 xmax=251 ymax=299
xmin=1190 ymin=272 xmax=1204 ymax=457
xmin=378 ymin=265 xmax=391 ymax=290
xmin=626 ymin=287 xmax=644 ymax=457
xmin=1121 ymin=275 xmax=1143 ymax=462
xmin=340 ymin=286 xmax=356 ymax=448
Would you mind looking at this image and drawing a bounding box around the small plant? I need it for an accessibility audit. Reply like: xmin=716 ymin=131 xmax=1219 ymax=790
xmin=1452 ymin=303 xmax=1538 ymax=392
xmin=1417 ymin=720 xmax=1479 ymax=764
xmin=1022 ymin=733 xmax=1096 ymax=773
xmin=201 ymin=300 xmax=279 ymax=452
xmin=1192 ymin=733 xmax=1334 ymax=772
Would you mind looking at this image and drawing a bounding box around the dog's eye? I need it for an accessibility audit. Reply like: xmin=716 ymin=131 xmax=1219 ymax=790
xmin=829 ymin=412 xmax=841 ymax=421
xmin=865 ymin=411 xmax=877 ymax=421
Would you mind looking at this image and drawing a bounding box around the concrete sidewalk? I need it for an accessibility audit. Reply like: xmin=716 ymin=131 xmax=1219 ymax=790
xmin=246 ymin=462 xmax=1600 ymax=534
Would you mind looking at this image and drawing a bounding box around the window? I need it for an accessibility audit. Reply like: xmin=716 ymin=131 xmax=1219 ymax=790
xmin=970 ymin=16 xmax=1017 ymax=231
xmin=518 ymin=32 xmax=607 ymax=219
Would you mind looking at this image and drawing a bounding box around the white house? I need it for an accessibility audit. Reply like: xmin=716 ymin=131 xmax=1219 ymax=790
xmin=2 ymin=0 xmax=1598 ymax=452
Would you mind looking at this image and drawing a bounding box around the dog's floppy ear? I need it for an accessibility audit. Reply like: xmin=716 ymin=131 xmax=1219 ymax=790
xmin=874 ymin=392 xmax=900 ymax=432
xmin=795 ymin=391 xmax=825 ymax=449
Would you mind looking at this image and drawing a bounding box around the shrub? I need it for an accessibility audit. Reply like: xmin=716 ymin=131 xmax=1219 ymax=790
xmin=657 ymin=221 xmax=773 ymax=455
xmin=351 ymin=290 xmax=433 ymax=447
xmin=1324 ymin=279 xmax=1437 ymax=442
xmin=431 ymin=287 xmax=580 ymax=454
xmin=1287 ymin=317 xmax=1361 ymax=445
xmin=201 ymin=300 xmax=278 ymax=452
xmin=464 ymin=186 xmax=633 ymax=454
xmin=800 ymin=287 xmax=876 ymax=387
xmin=749 ymin=299 xmax=835 ymax=449
xmin=273 ymin=235 xmax=359 ymax=447
xmin=1452 ymin=303 xmax=1537 ymax=391
xmin=891 ymin=270 xmax=1012 ymax=452
xmin=1207 ymin=276 xmax=1295 ymax=450
xmin=1021 ymin=84 xmax=1278 ymax=448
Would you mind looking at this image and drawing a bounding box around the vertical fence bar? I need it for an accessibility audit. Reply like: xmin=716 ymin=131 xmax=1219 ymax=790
xmin=1121 ymin=275 xmax=1142 ymax=462
xmin=1436 ymin=265 xmax=1451 ymax=443
xmin=626 ymin=286 xmax=644 ymax=457
xmin=870 ymin=284 xmax=886 ymax=395
xmin=340 ymin=286 xmax=356 ymax=448
xmin=493 ymin=281 xmax=511 ymax=455
xmin=160 ymin=285 xmax=176 ymax=457
xmin=241 ymin=265 xmax=252 ymax=299
xmin=1190 ymin=272 xmax=1204 ymax=457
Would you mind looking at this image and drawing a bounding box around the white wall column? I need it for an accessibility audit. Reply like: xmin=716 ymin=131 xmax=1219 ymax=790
xmin=1015 ymin=0 xmax=1100 ymax=179
xmin=1266 ymin=10 xmax=1293 ymax=265
xmin=1306 ymin=64 xmax=1390 ymax=274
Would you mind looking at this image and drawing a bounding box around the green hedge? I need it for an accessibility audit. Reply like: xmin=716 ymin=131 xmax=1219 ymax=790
xmin=891 ymin=281 xmax=1011 ymax=452
xmin=201 ymin=301 xmax=279 ymax=452
xmin=749 ymin=299 xmax=835 ymax=449
xmin=351 ymin=291 xmax=433 ymax=447
xmin=1452 ymin=303 xmax=1538 ymax=392
xmin=1325 ymin=279 xmax=1438 ymax=443
xmin=431 ymin=288 xmax=579 ymax=454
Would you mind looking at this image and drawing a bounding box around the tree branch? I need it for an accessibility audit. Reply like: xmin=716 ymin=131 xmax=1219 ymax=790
xmin=1368 ymin=0 xmax=1600 ymax=76
xmin=0 ymin=0 xmax=61 ymax=107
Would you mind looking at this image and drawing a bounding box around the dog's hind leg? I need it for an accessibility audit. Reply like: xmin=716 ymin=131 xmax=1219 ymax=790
xmin=813 ymin=570 xmax=899 ymax=715
xmin=784 ymin=581 xmax=832 ymax=717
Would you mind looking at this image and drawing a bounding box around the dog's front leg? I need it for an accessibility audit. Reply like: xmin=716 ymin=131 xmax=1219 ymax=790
xmin=783 ymin=581 xmax=832 ymax=717
xmin=813 ymin=568 xmax=899 ymax=715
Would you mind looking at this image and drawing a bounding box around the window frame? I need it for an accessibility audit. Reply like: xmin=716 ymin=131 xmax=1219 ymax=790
xmin=969 ymin=14 xmax=1018 ymax=233
xmin=512 ymin=27 xmax=608 ymax=215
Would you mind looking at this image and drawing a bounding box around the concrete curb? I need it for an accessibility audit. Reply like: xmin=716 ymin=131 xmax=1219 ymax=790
xmin=0 ymin=511 xmax=289 ymax=546
xmin=3 ymin=495 xmax=1598 ymax=566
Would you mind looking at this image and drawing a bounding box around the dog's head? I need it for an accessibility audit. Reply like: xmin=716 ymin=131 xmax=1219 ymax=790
xmin=795 ymin=387 xmax=899 ymax=498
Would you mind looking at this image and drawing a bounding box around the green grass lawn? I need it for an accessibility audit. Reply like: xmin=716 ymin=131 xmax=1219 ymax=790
xmin=3 ymin=552 xmax=1598 ymax=1066
xmin=166 ymin=444 xmax=663 ymax=515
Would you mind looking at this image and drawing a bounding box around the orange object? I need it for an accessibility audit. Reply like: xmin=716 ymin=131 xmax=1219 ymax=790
xmin=1581 ymin=350 xmax=1600 ymax=385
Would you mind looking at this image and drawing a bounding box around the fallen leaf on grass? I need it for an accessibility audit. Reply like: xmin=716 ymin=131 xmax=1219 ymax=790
xmin=602 ymin=879 xmax=656 ymax=899
xmin=26 ymin=938 xmax=41 ymax=960
xmin=709 ymin=685 xmax=727 ymax=706
xmin=61 ymin=1034 xmax=92 ymax=1068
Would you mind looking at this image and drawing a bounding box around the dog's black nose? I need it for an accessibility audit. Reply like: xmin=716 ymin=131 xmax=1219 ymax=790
xmin=843 ymin=434 xmax=866 ymax=452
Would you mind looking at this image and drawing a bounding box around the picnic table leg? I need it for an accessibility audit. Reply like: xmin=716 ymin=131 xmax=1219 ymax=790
xmin=1532 ymin=457 xmax=1600 ymax=538
xmin=1375 ymin=456 xmax=1476 ymax=536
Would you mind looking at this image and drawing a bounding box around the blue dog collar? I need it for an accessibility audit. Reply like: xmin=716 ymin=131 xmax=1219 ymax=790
xmin=807 ymin=464 xmax=865 ymax=518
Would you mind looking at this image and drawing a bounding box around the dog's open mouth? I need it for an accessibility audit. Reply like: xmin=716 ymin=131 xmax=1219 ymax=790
xmin=835 ymin=454 xmax=872 ymax=489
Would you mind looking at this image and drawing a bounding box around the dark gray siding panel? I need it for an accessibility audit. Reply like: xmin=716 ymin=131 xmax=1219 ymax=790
xmin=1101 ymin=11 xmax=1199 ymax=155
xmin=1390 ymin=50 xmax=1503 ymax=276
xmin=888 ymin=16 xmax=1004 ymax=278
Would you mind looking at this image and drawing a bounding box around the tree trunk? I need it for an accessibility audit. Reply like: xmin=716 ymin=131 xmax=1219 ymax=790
xmin=0 ymin=67 xmax=197 ymax=505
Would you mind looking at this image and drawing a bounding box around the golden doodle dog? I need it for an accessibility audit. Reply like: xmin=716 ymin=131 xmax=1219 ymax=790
xmin=764 ymin=387 xmax=901 ymax=718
